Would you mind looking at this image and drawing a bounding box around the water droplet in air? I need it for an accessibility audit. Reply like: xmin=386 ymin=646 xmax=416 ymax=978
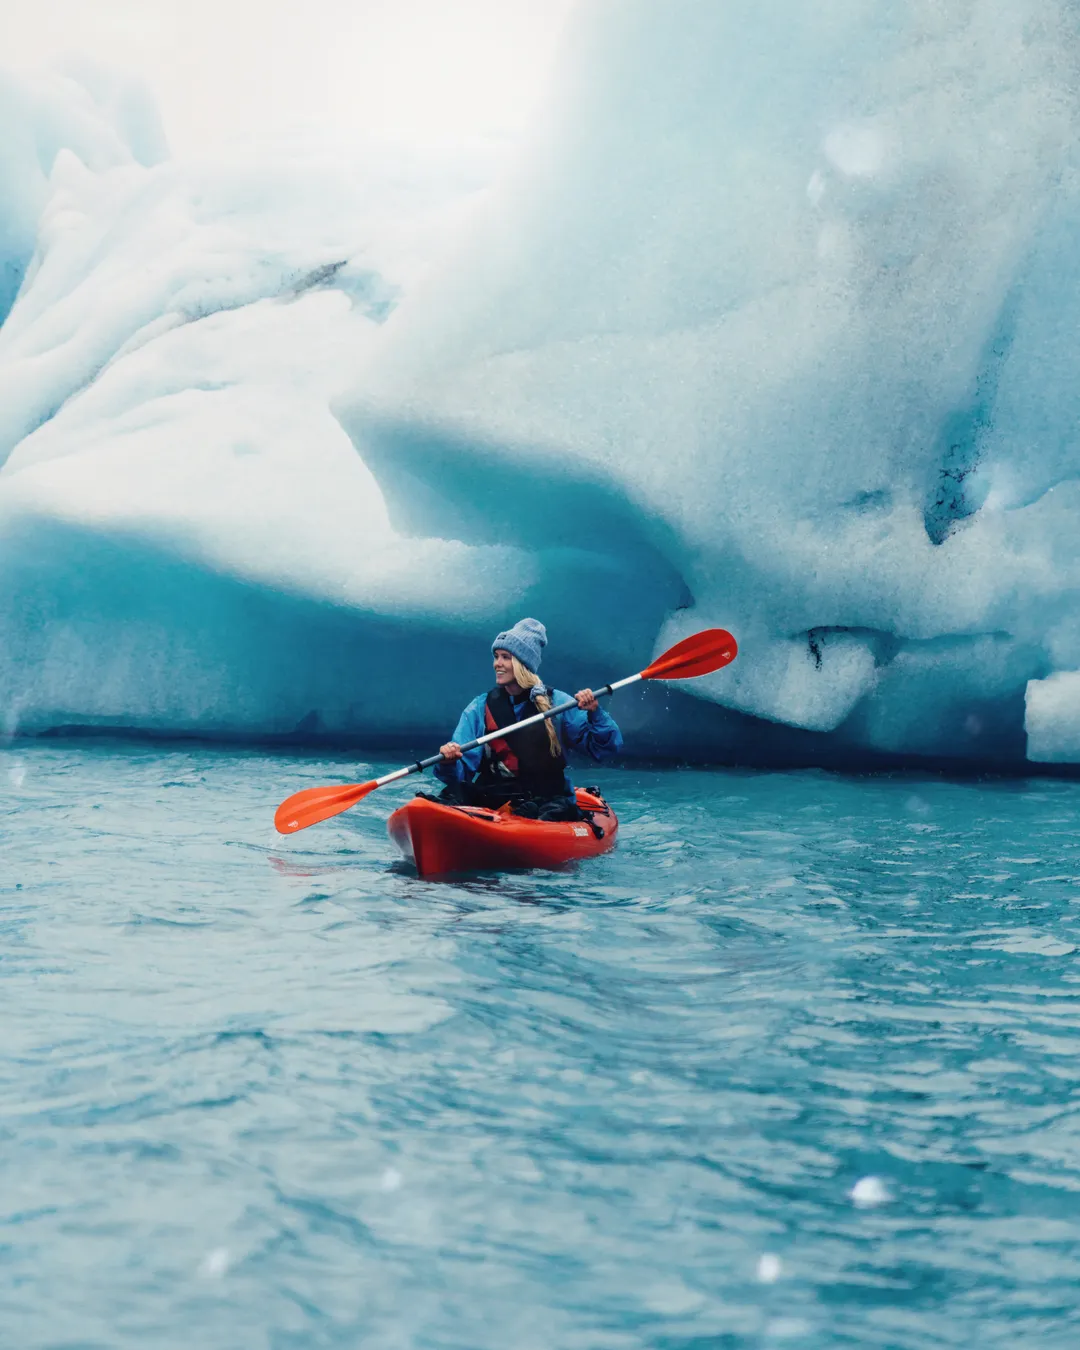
xmin=380 ymin=1166 xmax=403 ymax=1192
xmin=197 ymin=1247 xmax=230 ymax=1278
xmin=757 ymin=1252 xmax=782 ymax=1283
xmin=850 ymin=1175 xmax=891 ymax=1208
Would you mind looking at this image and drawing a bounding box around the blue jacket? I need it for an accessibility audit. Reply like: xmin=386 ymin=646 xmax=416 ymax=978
xmin=434 ymin=689 xmax=623 ymax=794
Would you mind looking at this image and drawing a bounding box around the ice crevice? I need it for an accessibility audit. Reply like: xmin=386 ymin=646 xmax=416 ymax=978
xmin=922 ymin=288 xmax=1022 ymax=546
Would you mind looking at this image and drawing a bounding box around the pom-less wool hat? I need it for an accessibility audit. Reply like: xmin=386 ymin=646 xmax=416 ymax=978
xmin=492 ymin=617 xmax=547 ymax=673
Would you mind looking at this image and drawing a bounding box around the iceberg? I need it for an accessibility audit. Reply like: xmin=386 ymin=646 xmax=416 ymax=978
xmin=0 ymin=64 xmax=166 ymax=326
xmin=4 ymin=1 xmax=1080 ymax=767
xmin=343 ymin=0 xmax=1080 ymax=767
xmin=0 ymin=98 xmax=530 ymax=742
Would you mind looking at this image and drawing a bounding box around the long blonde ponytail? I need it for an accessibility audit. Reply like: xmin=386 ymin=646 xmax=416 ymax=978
xmin=511 ymin=657 xmax=561 ymax=757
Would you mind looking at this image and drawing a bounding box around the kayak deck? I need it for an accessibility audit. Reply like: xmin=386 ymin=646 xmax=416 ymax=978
xmin=387 ymin=788 xmax=617 ymax=878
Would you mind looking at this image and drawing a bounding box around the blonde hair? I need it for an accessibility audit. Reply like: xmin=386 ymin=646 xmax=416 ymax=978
xmin=511 ymin=656 xmax=561 ymax=757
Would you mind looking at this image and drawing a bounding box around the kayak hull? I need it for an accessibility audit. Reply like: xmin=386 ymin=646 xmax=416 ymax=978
xmin=387 ymin=788 xmax=617 ymax=878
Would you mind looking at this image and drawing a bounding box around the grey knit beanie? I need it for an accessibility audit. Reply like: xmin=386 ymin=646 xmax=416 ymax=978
xmin=491 ymin=617 xmax=547 ymax=673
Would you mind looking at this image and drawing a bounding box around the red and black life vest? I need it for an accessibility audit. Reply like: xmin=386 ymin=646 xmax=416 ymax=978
xmin=478 ymin=685 xmax=568 ymax=796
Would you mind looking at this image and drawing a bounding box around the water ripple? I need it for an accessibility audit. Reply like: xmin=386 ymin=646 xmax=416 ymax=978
xmin=5 ymin=747 xmax=1080 ymax=1346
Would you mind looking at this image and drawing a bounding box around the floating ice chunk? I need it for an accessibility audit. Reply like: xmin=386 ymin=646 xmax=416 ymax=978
xmin=850 ymin=1175 xmax=891 ymax=1208
xmin=197 ymin=1247 xmax=230 ymax=1278
xmin=757 ymin=1252 xmax=782 ymax=1283
xmin=380 ymin=1166 xmax=403 ymax=1193
xmin=1026 ymin=672 xmax=1080 ymax=762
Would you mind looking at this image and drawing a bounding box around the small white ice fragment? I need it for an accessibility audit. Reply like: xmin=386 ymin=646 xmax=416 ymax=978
xmin=757 ymin=1252 xmax=782 ymax=1283
xmin=850 ymin=1175 xmax=891 ymax=1208
xmin=197 ymin=1247 xmax=230 ymax=1278
xmin=380 ymin=1166 xmax=403 ymax=1192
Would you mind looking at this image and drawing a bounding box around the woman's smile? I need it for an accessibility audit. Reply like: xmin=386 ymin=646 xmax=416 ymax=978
xmin=493 ymin=648 xmax=518 ymax=690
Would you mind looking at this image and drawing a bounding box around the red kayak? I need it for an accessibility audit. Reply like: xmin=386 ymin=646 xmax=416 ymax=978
xmin=387 ymin=788 xmax=618 ymax=877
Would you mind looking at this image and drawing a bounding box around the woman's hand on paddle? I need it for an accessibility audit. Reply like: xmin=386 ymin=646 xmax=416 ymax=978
xmin=440 ymin=742 xmax=463 ymax=761
xmin=575 ymin=689 xmax=599 ymax=713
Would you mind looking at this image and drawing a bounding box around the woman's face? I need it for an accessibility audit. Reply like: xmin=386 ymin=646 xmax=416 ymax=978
xmin=493 ymin=649 xmax=516 ymax=685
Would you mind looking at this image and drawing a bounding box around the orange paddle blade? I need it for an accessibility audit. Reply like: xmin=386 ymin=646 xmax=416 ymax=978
xmin=641 ymin=628 xmax=738 ymax=682
xmin=274 ymin=780 xmax=378 ymax=834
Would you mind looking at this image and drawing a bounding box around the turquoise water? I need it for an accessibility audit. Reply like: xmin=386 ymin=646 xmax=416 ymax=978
xmin=4 ymin=743 xmax=1080 ymax=1349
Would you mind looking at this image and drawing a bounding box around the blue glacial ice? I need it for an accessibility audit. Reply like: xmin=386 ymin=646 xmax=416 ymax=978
xmin=4 ymin=0 xmax=1080 ymax=767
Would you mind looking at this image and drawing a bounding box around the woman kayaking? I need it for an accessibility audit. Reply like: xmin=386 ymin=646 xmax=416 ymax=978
xmin=274 ymin=628 xmax=735 ymax=861
xmin=432 ymin=618 xmax=623 ymax=820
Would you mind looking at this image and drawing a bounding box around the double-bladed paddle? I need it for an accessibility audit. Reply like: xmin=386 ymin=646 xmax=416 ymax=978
xmin=274 ymin=627 xmax=737 ymax=834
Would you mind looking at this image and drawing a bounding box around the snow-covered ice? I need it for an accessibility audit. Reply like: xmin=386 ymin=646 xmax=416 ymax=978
xmin=5 ymin=1 xmax=1080 ymax=765
xmin=0 ymin=64 xmax=166 ymax=325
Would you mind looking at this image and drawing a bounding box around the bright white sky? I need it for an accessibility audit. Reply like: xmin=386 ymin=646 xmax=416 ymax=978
xmin=1 ymin=0 xmax=578 ymax=156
